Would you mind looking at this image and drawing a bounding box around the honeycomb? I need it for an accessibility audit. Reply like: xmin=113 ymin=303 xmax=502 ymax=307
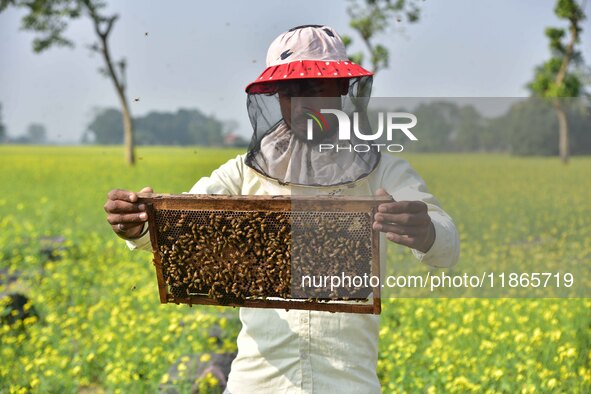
xmin=153 ymin=208 xmax=374 ymax=304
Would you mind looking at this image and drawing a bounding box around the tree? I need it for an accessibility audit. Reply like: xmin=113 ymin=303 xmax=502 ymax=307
xmin=501 ymin=98 xmax=591 ymax=156
xmin=370 ymin=101 xmax=458 ymax=152
xmin=85 ymin=107 xmax=230 ymax=146
xmin=26 ymin=123 xmax=47 ymax=144
xmin=0 ymin=103 xmax=6 ymax=143
xmin=527 ymin=0 xmax=587 ymax=164
xmin=1 ymin=0 xmax=136 ymax=165
xmin=343 ymin=0 xmax=421 ymax=74
xmin=454 ymin=106 xmax=489 ymax=152
xmin=86 ymin=107 xmax=122 ymax=144
xmin=503 ymin=99 xmax=559 ymax=156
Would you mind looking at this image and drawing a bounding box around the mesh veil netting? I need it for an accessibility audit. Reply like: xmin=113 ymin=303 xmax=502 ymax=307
xmin=244 ymin=76 xmax=381 ymax=187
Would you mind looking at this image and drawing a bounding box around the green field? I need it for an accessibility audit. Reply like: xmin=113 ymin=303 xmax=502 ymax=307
xmin=1 ymin=146 xmax=590 ymax=393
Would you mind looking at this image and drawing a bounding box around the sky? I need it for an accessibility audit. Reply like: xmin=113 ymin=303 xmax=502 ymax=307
xmin=1 ymin=0 xmax=590 ymax=143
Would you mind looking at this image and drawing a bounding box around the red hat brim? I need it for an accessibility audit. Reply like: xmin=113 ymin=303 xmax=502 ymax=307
xmin=245 ymin=60 xmax=373 ymax=94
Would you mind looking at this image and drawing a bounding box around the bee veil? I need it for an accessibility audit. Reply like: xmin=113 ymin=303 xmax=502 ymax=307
xmin=244 ymin=25 xmax=380 ymax=188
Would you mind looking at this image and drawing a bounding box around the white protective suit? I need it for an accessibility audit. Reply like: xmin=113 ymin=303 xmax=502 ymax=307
xmin=127 ymin=152 xmax=460 ymax=394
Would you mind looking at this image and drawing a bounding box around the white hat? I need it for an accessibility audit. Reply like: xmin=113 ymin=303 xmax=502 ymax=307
xmin=245 ymin=24 xmax=373 ymax=94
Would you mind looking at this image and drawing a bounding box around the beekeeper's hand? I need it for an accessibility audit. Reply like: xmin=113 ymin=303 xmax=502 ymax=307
xmin=373 ymin=188 xmax=436 ymax=253
xmin=104 ymin=187 xmax=153 ymax=239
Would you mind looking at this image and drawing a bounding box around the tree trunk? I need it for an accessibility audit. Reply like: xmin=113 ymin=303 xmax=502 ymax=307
xmin=120 ymin=92 xmax=135 ymax=165
xmin=553 ymin=100 xmax=569 ymax=165
xmin=100 ymin=32 xmax=135 ymax=166
xmin=552 ymin=17 xmax=578 ymax=165
xmin=86 ymin=5 xmax=135 ymax=165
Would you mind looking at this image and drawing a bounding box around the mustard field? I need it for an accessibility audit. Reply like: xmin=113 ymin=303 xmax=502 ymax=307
xmin=1 ymin=146 xmax=590 ymax=393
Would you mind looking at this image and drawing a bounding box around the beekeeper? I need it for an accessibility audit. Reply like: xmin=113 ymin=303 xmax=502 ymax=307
xmin=104 ymin=25 xmax=459 ymax=393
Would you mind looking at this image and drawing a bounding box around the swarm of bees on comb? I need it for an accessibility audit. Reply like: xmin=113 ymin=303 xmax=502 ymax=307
xmin=156 ymin=210 xmax=373 ymax=303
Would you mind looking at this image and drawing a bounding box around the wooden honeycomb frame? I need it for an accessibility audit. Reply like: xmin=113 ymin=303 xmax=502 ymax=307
xmin=138 ymin=193 xmax=389 ymax=314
